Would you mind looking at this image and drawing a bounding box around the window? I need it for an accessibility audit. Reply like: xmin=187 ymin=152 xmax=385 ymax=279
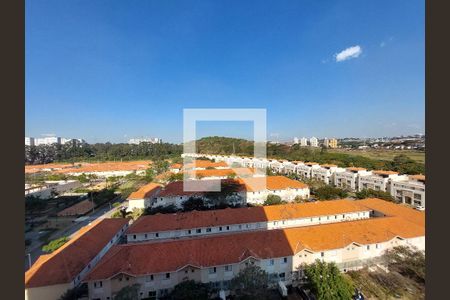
xmin=149 ymin=291 xmax=157 ymax=299
xmin=225 ymin=265 xmax=232 ymax=272
xmin=144 ymin=234 xmax=147 ymax=238
xmin=335 ymin=215 xmax=337 ymax=219
xmin=146 ymin=274 xmax=154 ymax=282
xmin=187 ymin=229 xmax=191 ymax=235
xmin=321 ymin=252 xmax=324 ymax=257
xmin=209 ymin=267 xmax=217 ymax=274
xmin=219 ymin=226 xmax=223 ymax=231
xmin=238 ymin=225 xmax=242 ymax=229
xmin=273 ymin=221 xmax=278 ymax=226
xmin=196 ymin=229 xmax=201 ymax=233
xmin=165 ymin=273 xmax=170 ymax=279
xmin=268 ymin=259 xmax=274 ymax=266
xmin=155 ymin=233 xmax=159 ymax=237
xmin=206 ymin=228 xmax=212 ymax=232
xmin=133 ymin=235 xmax=136 ymax=240
xmin=318 ymin=217 xmax=321 ymax=221
xmin=367 ymin=245 xmax=370 ymax=250
xmin=246 ymin=224 xmax=250 ymax=228
xmin=279 ymin=272 xmax=286 ymax=280
xmin=94 ymin=281 xmax=102 ymax=288
xmin=226 ymin=226 xmax=230 ymax=230
xmin=283 ymin=257 xmax=288 ymax=264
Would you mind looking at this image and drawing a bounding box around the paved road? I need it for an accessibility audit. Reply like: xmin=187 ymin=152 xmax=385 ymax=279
xmin=25 ymin=199 xmax=124 ymax=272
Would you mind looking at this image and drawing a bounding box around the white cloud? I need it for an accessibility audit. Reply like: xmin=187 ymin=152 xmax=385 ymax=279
xmin=335 ymin=45 xmax=362 ymax=62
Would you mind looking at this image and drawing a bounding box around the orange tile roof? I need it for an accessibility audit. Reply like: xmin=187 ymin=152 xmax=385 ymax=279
xmin=305 ymin=162 xmax=319 ymax=166
xmin=158 ymin=179 xmax=245 ymax=197
xmin=347 ymin=167 xmax=367 ymax=172
xmin=373 ymin=170 xmax=399 ymax=176
xmin=25 ymin=218 xmax=129 ymax=288
xmin=184 ymin=160 xmax=228 ymax=169
xmin=170 ymin=163 xmax=182 ymax=169
xmin=54 ymin=161 xmax=152 ymax=174
xmin=126 ymin=199 xmax=370 ymax=234
xmin=86 ymin=216 xmax=423 ymax=281
xmin=357 ymin=198 xmax=425 ymax=227
xmin=409 ymin=174 xmax=425 ymax=182
xmin=236 ymin=176 xmax=308 ymax=192
xmin=184 ymin=168 xmax=256 ymax=178
xmin=128 ymin=183 xmax=162 ymax=200
xmin=57 ymin=199 xmax=95 ymax=217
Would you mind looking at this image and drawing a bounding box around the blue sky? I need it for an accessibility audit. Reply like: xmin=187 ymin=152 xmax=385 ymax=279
xmin=26 ymin=0 xmax=424 ymax=143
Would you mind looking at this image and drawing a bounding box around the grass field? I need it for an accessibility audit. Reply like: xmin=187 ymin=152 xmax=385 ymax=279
xmin=328 ymin=149 xmax=425 ymax=164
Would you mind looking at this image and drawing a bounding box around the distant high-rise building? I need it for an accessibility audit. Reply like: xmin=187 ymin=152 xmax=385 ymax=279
xmin=25 ymin=137 xmax=35 ymax=146
xmin=324 ymin=138 xmax=338 ymax=148
xmin=293 ymin=137 xmax=299 ymax=144
xmin=128 ymin=138 xmax=162 ymax=145
xmin=329 ymin=138 xmax=338 ymax=148
xmin=300 ymin=137 xmax=308 ymax=147
xmin=26 ymin=136 xmax=85 ymax=146
xmin=310 ymin=137 xmax=318 ymax=147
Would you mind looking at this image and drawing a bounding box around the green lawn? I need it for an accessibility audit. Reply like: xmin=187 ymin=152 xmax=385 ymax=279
xmin=328 ymin=149 xmax=425 ymax=164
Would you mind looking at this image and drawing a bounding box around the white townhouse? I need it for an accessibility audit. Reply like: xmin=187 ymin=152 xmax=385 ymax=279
xmin=126 ymin=199 xmax=371 ymax=243
xmin=239 ymin=176 xmax=310 ymax=204
xmin=311 ymin=164 xmax=346 ymax=185
xmin=390 ymin=175 xmax=426 ymax=208
xmin=358 ymin=170 xmax=403 ymax=192
xmin=127 ymin=183 xmax=162 ymax=211
xmin=295 ymin=162 xmax=320 ymax=179
xmin=85 ymin=201 xmax=425 ymax=300
xmin=334 ymin=167 xmax=373 ymax=191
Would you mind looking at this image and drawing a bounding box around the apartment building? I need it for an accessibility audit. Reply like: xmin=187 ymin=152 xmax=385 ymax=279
xmin=300 ymin=137 xmax=308 ymax=147
xmin=358 ymin=170 xmax=403 ymax=192
xmin=334 ymin=167 xmax=373 ymax=191
xmin=84 ymin=200 xmax=424 ymax=300
xmin=390 ymin=175 xmax=426 ymax=208
xmin=25 ymin=137 xmax=35 ymax=146
xmin=25 ymin=218 xmax=129 ymax=300
xmin=311 ymin=164 xmax=345 ymax=185
xmin=126 ymin=199 xmax=371 ymax=243
xmin=127 ymin=183 xmax=162 ymax=211
xmin=310 ymin=137 xmax=318 ymax=147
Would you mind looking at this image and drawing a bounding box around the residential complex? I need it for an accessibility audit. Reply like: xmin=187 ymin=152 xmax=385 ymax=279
xmin=84 ymin=198 xmax=424 ymax=300
xmin=309 ymin=137 xmax=318 ymax=147
xmin=182 ymin=153 xmax=426 ymax=209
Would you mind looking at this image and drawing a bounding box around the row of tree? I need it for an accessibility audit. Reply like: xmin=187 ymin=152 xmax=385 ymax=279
xmin=25 ymin=141 xmax=182 ymax=165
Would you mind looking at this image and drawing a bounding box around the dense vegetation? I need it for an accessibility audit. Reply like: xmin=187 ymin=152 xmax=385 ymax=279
xmin=195 ymin=137 xmax=425 ymax=174
xmin=348 ymin=246 xmax=425 ymax=299
xmin=42 ymin=236 xmax=69 ymax=253
xmin=25 ymin=140 xmax=182 ymax=164
xmin=25 ymin=136 xmax=424 ymax=175
xmin=355 ymin=189 xmax=394 ymax=201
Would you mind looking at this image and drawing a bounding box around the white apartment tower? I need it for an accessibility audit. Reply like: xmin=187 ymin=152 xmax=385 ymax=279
xmin=300 ymin=137 xmax=308 ymax=147
xmin=310 ymin=137 xmax=318 ymax=147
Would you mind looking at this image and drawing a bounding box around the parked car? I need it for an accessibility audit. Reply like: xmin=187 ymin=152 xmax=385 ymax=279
xmin=415 ymin=205 xmax=425 ymax=211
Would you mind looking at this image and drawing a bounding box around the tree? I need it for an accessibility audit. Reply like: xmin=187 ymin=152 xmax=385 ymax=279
xmin=355 ymin=189 xmax=394 ymax=202
xmin=230 ymin=265 xmax=270 ymax=299
xmin=263 ymin=194 xmax=284 ymax=206
xmin=114 ymin=284 xmax=140 ymax=300
xmin=167 ymin=280 xmax=212 ymax=300
xmin=302 ymin=260 xmax=354 ymax=300
xmin=144 ymin=204 xmax=178 ymax=215
xmin=25 ymin=195 xmax=47 ymax=212
xmin=42 ymin=236 xmax=69 ymax=253
xmin=382 ymin=246 xmax=425 ymax=283
xmin=313 ymin=185 xmax=348 ymax=200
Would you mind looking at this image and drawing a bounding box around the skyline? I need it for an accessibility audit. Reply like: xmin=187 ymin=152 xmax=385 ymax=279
xmin=26 ymin=0 xmax=424 ymax=143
